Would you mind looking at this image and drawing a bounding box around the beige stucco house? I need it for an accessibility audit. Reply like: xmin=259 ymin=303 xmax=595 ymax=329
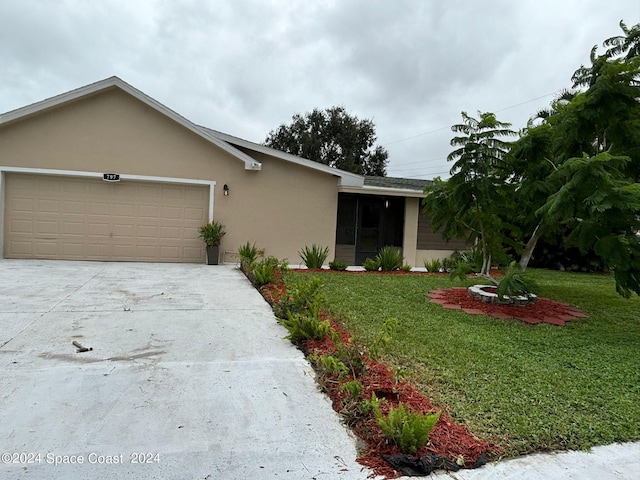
xmin=0 ymin=77 xmax=464 ymax=266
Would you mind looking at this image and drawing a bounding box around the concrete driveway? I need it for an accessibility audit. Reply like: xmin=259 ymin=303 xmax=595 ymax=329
xmin=0 ymin=260 xmax=368 ymax=479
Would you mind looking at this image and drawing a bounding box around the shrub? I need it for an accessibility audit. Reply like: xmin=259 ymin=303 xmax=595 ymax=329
xmin=316 ymin=354 xmax=350 ymax=380
xmin=423 ymin=258 xmax=443 ymax=272
xmin=278 ymin=303 xmax=330 ymax=343
xmin=363 ymin=257 xmax=380 ymax=271
xmin=299 ymin=244 xmax=330 ymax=269
xmin=400 ymin=263 xmax=412 ymax=272
xmin=252 ymin=256 xmax=280 ymax=286
xmin=373 ymin=401 xmax=440 ymax=454
xmin=497 ymin=262 xmax=540 ymax=299
xmin=273 ymin=276 xmax=324 ymax=319
xmin=329 ymin=259 xmax=348 ymax=271
xmin=237 ymin=241 xmax=259 ymax=267
xmin=376 ymin=246 xmax=403 ymax=271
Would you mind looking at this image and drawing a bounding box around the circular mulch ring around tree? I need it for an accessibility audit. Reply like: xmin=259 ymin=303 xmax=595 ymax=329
xmin=428 ymin=287 xmax=588 ymax=325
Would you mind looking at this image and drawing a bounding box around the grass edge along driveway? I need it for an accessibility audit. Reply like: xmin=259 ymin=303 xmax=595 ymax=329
xmin=283 ymin=269 xmax=640 ymax=458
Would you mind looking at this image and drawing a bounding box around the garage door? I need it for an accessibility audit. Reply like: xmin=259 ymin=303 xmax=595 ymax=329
xmin=4 ymin=173 xmax=209 ymax=263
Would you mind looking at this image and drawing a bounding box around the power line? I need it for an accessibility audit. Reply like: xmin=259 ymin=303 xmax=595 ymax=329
xmin=382 ymin=91 xmax=557 ymax=147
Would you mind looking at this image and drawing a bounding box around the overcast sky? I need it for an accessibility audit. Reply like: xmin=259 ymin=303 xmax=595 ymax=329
xmin=2 ymin=0 xmax=640 ymax=179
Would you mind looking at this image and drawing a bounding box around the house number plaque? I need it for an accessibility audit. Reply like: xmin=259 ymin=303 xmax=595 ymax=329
xmin=103 ymin=173 xmax=120 ymax=182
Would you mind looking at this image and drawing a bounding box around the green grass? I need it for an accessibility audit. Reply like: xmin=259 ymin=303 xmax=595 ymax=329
xmin=282 ymin=269 xmax=640 ymax=457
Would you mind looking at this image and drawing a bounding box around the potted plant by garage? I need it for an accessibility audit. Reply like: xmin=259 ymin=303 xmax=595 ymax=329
xmin=198 ymin=220 xmax=226 ymax=265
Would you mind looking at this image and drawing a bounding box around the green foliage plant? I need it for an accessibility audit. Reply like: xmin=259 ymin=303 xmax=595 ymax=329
xmin=252 ymin=256 xmax=280 ymax=286
xmin=423 ymin=258 xmax=443 ymax=273
xmin=316 ymin=354 xmax=350 ymax=380
xmin=376 ymin=246 xmax=404 ymax=271
xmin=274 ymin=276 xmax=324 ymax=319
xmin=363 ymin=257 xmax=380 ymax=271
xmin=237 ymin=241 xmax=259 ymax=268
xmin=335 ymin=339 xmax=366 ymax=378
xmin=299 ymin=244 xmax=330 ymax=269
xmin=278 ymin=302 xmax=330 ymax=343
xmin=400 ymin=263 xmax=412 ymax=272
xmin=329 ymin=259 xmax=348 ymax=271
xmin=368 ymin=318 xmax=399 ymax=362
xmin=339 ymin=380 xmax=364 ymax=401
xmin=372 ymin=401 xmax=440 ymax=455
xmin=449 ymin=261 xmax=473 ymax=283
xmin=198 ymin=220 xmax=226 ymax=246
xmin=497 ymin=262 xmax=540 ymax=300
xmin=338 ymin=380 xmax=366 ymax=426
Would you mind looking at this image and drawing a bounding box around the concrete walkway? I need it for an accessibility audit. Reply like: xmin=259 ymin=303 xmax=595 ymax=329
xmin=0 ymin=261 xmax=368 ymax=479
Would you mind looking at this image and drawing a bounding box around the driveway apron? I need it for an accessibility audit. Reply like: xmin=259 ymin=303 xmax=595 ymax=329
xmin=0 ymin=260 xmax=368 ymax=479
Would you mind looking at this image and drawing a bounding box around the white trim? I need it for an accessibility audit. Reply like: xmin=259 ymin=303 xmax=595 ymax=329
xmin=338 ymin=184 xmax=426 ymax=198
xmin=0 ymin=165 xmax=217 ymax=234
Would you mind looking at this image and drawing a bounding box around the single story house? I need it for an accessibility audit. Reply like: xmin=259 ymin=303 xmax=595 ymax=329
xmin=0 ymin=77 xmax=465 ymax=266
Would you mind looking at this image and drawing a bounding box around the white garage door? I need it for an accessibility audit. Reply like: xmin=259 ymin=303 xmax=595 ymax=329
xmin=4 ymin=173 xmax=209 ymax=263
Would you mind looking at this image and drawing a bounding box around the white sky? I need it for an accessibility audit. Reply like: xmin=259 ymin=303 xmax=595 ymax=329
xmin=2 ymin=0 xmax=639 ymax=179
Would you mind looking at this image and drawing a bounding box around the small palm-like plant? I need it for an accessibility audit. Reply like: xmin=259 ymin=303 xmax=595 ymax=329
xmin=198 ymin=220 xmax=225 ymax=246
xmin=252 ymin=256 xmax=280 ymax=286
xmin=497 ymin=262 xmax=540 ymax=300
xmin=424 ymin=258 xmax=443 ymax=272
xmin=299 ymin=244 xmax=330 ymax=269
xmin=376 ymin=246 xmax=403 ymax=271
xmin=373 ymin=400 xmax=440 ymax=455
xmin=237 ymin=241 xmax=259 ymax=267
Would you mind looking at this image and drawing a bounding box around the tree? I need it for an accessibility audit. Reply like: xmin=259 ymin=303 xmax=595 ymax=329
xmin=264 ymin=106 xmax=388 ymax=176
xmin=604 ymin=19 xmax=640 ymax=59
xmin=506 ymin=22 xmax=640 ymax=296
xmin=539 ymin=153 xmax=640 ymax=297
xmin=423 ymin=111 xmax=516 ymax=280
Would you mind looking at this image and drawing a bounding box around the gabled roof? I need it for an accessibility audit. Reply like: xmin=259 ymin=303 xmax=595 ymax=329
xmin=0 ymin=76 xmax=263 ymax=171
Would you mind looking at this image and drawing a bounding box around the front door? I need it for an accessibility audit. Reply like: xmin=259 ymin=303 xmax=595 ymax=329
xmin=355 ymin=200 xmax=383 ymax=265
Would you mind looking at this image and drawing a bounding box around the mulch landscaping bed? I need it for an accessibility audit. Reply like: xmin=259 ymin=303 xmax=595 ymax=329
xmin=259 ymin=270 xmax=590 ymax=477
xmin=260 ymin=279 xmax=497 ymax=479
xmin=428 ymin=287 xmax=588 ymax=326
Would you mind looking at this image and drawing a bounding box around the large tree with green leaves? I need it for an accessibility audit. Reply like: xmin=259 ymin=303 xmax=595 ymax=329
xmin=264 ymin=106 xmax=388 ymax=176
xmin=423 ymin=111 xmax=516 ymax=279
xmin=502 ymin=21 xmax=640 ymax=296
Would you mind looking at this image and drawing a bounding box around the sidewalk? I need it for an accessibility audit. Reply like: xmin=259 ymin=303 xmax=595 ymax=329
xmin=432 ymin=441 xmax=640 ymax=479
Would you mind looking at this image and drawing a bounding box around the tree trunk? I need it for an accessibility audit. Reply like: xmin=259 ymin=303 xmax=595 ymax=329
xmin=519 ymin=222 xmax=543 ymax=271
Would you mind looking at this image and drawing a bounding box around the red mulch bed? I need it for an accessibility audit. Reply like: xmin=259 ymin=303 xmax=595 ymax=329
xmin=428 ymin=287 xmax=588 ymax=326
xmin=259 ymin=279 xmax=496 ymax=479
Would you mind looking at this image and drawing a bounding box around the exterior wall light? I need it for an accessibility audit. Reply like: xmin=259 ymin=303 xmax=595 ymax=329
xmin=223 ymin=184 xmax=229 ymax=196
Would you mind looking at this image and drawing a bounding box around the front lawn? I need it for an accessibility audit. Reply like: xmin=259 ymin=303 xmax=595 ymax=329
xmin=283 ymin=269 xmax=640 ymax=457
